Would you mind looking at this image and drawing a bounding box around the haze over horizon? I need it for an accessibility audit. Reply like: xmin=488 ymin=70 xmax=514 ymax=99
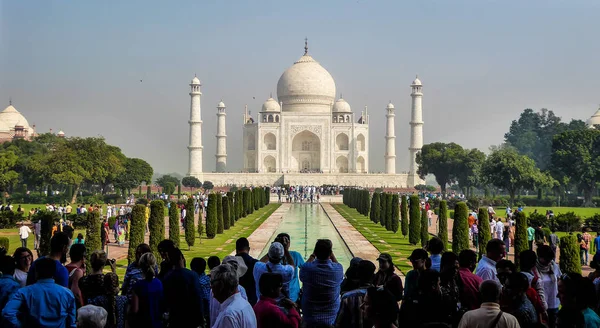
xmin=2 ymin=1 xmax=599 ymax=176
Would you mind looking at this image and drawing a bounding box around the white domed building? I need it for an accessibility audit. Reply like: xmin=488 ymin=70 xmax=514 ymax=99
xmin=0 ymin=102 xmax=37 ymax=142
xmin=587 ymin=106 xmax=600 ymax=128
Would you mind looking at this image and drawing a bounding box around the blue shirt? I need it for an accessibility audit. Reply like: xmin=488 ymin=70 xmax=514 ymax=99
xmin=2 ymin=278 xmax=76 ymax=328
xmin=299 ymin=259 xmax=344 ymax=326
xmin=0 ymin=274 xmax=20 ymax=309
xmin=26 ymin=257 xmax=69 ymax=287
xmin=133 ymin=278 xmax=164 ymax=328
xmin=287 ymin=251 xmax=305 ymax=302
xmin=429 ymin=254 xmax=441 ymax=272
xmin=163 ymin=268 xmax=204 ymax=328
xmin=121 ymin=262 xmax=159 ymax=299
xmin=197 ymin=272 xmax=211 ymax=301
xmin=253 ymin=261 xmax=294 ymax=301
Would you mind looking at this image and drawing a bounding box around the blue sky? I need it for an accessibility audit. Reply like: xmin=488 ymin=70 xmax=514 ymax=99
xmin=2 ymin=1 xmax=599 ymax=174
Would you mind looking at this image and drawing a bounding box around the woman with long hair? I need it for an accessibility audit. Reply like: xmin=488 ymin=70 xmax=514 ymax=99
xmin=88 ymin=273 xmax=128 ymax=328
xmin=129 ymin=252 xmax=164 ymax=328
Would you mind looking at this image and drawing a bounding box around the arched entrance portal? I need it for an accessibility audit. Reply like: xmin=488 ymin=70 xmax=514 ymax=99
xmin=291 ymin=130 xmax=320 ymax=172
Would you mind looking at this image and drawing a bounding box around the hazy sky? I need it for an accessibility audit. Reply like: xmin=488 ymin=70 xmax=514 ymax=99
xmin=2 ymin=1 xmax=599 ymax=175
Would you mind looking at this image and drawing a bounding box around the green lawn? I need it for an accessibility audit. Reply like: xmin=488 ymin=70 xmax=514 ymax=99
xmin=495 ymin=206 xmax=600 ymax=218
xmin=332 ymin=204 xmax=419 ymax=275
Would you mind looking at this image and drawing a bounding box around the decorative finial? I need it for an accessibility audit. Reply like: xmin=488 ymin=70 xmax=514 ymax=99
xmin=304 ymin=37 xmax=308 ymax=55
xmin=270 ymin=92 xmax=273 ymax=98
xmin=416 ymin=74 xmax=418 ymax=78
xmin=8 ymin=97 xmax=11 ymax=106
xmin=340 ymin=93 xmax=343 ymax=99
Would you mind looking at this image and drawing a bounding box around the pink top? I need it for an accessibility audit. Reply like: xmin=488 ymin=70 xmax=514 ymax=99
xmin=458 ymin=267 xmax=484 ymax=310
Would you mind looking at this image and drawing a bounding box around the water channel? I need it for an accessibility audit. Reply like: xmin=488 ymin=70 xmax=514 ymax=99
xmin=258 ymin=203 xmax=353 ymax=269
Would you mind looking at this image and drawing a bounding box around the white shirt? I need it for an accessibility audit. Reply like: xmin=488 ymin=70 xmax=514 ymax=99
xmin=19 ymin=225 xmax=31 ymax=239
xmin=495 ymin=221 xmax=504 ymax=237
xmin=487 ymin=206 xmax=495 ymax=214
xmin=458 ymin=303 xmax=520 ymax=328
xmin=475 ymin=256 xmax=499 ymax=283
xmin=13 ymin=269 xmax=28 ymax=287
xmin=210 ymin=285 xmax=247 ymax=325
xmin=540 ymin=262 xmax=561 ymax=309
xmin=211 ymin=292 xmax=256 ymax=328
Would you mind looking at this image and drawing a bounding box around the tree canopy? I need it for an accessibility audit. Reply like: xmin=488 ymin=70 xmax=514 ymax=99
xmin=156 ymin=175 xmax=180 ymax=192
xmin=182 ymin=176 xmax=202 ymax=190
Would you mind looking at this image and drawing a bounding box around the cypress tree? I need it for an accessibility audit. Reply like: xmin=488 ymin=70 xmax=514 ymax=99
xmin=364 ymin=190 xmax=371 ymax=217
xmin=514 ymin=211 xmax=528 ymax=268
xmin=264 ymin=187 xmax=270 ymax=205
xmin=185 ymin=198 xmax=195 ymax=249
xmin=391 ymin=194 xmax=399 ymax=233
xmin=146 ymin=186 xmax=151 ymax=199
xmin=149 ymin=200 xmax=165 ymax=260
xmin=559 ymin=235 xmax=582 ymax=274
xmin=380 ymin=193 xmax=388 ymax=227
xmin=421 ymin=208 xmax=429 ymax=247
xmin=452 ymin=202 xmax=469 ymax=254
xmin=386 ymin=193 xmax=393 ymax=231
xmin=168 ymin=201 xmax=180 ymax=248
xmin=38 ymin=211 xmax=57 ymax=257
xmin=254 ymin=188 xmax=260 ymax=210
xmin=438 ymin=200 xmax=448 ymax=250
xmin=177 ymin=184 xmax=181 ymax=199
xmin=409 ymin=195 xmax=421 ymax=245
xmin=222 ymin=196 xmax=230 ymax=230
xmin=401 ymin=195 xmax=409 ymax=237
xmin=217 ymin=194 xmax=224 ymax=234
xmin=206 ymin=193 xmax=218 ymax=239
xmin=227 ymin=192 xmax=235 ymax=227
xmin=128 ymin=205 xmax=146 ymax=264
xmin=236 ymin=190 xmax=243 ymax=219
xmin=370 ymin=192 xmax=380 ymax=223
xmin=246 ymin=189 xmax=254 ymax=215
xmin=478 ymin=208 xmax=491 ymax=260
xmin=85 ymin=210 xmax=102 ymax=273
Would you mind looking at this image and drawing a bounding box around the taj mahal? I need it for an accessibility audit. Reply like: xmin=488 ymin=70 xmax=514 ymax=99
xmin=187 ymin=41 xmax=425 ymax=188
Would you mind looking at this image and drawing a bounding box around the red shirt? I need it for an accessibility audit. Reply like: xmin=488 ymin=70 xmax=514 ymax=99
xmin=253 ymin=296 xmax=300 ymax=328
xmin=458 ymin=267 xmax=483 ymax=310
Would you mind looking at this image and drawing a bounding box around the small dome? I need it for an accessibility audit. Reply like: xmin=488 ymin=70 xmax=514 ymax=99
xmin=412 ymin=75 xmax=422 ymax=86
xmin=386 ymin=102 xmax=395 ymax=109
xmin=217 ymin=101 xmax=226 ymax=108
xmin=57 ymin=130 xmax=65 ymax=136
xmin=0 ymin=105 xmax=31 ymax=132
xmin=191 ymin=76 xmax=200 ymax=84
xmin=332 ymin=98 xmax=351 ymax=112
xmin=588 ymin=108 xmax=600 ymax=128
xmin=261 ymin=97 xmax=281 ymax=112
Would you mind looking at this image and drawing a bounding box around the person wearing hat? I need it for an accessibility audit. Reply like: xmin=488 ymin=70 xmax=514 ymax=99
xmin=374 ymin=253 xmax=404 ymax=302
xmin=253 ymin=242 xmax=294 ymax=302
xmin=209 ymin=255 xmax=250 ymax=326
xmin=340 ymin=257 xmax=363 ymax=294
xmin=403 ymin=249 xmax=428 ymax=302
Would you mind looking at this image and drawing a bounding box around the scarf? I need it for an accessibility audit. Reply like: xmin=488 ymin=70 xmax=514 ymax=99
xmin=536 ymin=260 xmax=557 ymax=285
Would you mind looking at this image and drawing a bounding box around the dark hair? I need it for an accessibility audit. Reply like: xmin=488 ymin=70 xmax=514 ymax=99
xmin=417 ymin=269 xmax=440 ymax=293
xmin=76 ymin=233 xmax=84 ymax=240
xmin=258 ymin=272 xmax=283 ymax=298
xmin=557 ymin=307 xmax=585 ymax=328
xmin=479 ymin=280 xmax=501 ymax=303
xmin=458 ymin=249 xmax=477 ymax=268
xmin=50 ymin=232 xmax=69 ymax=254
xmin=168 ymin=248 xmax=184 ymax=264
xmin=427 ymin=237 xmax=444 ymax=255
xmin=36 ymin=257 xmax=56 ymax=279
xmin=314 ymin=239 xmax=333 ymax=260
xmin=207 ymin=256 xmax=221 ymax=270
xmin=519 ymin=250 xmax=537 ymax=271
xmin=0 ymin=255 xmax=16 ymax=275
xmin=536 ymin=245 xmax=554 ymax=262
xmin=190 ymin=257 xmax=207 ymax=274
xmin=12 ymin=247 xmax=33 ymax=261
xmin=365 ymin=286 xmax=399 ymax=324
xmin=69 ymin=244 xmax=86 ymax=262
xmin=576 ymin=275 xmax=598 ymax=310
xmin=157 ymin=239 xmax=175 ymax=253
xmin=496 ymin=259 xmax=516 ymax=273
xmin=486 ymin=239 xmax=505 ymax=255
xmin=235 ymin=238 xmax=250 ymax=251
xmin=276 ymin=233 xmax=291 ymax=241
xmin=440 ymin=252 xmax=457 ymax=272
xmin=357 ymin=260 xmax=376 ymax=285
xmin=507 ymin=272 xmax=529 ymax=293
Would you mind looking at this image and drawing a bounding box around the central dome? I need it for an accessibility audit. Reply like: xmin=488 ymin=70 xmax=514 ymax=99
xmin=276 ymin=52 xmax=336 ymax=113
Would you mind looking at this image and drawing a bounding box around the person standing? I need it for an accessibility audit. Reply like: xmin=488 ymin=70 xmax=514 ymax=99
xmin=495 ymin=218 xmax=504 ymax=241
xmin=27 ymin=232 xmax=70 ymax=287
xmin=0 ymin=255 xmax=20 ymax=309
xmin=549 ymin=229 xmax=559 ymax=258
xmin=274 ymin=233 xmax=305 ymax=303
xmin=458 ymin=250 xmax=484 ymax=311
xmin=130 ymin=253 xmax=164 ymax=328
xmin=33 ymin=219 xmax=41 ymax=250
xmin=487 ymin=205 xmax=496 ymax=220
xmin=12 ymin=247 xmax=33 ymax=287
xmin=163 ymin=248 xmax=204 ymax=328
xmin=253 ymin=273 xmax=301 ymax=328
xmin=19 ymin=222 xmax=32 ymax=248
xmin=253 ymin=242 xmax=294 ymax=301
xmin=537 ymin=245 xmax=561 ymax=328
xmin=373 ymin=253 xmax=404 ymax=301
xmin=458 ymin=280 xmax=520 ymax=328
xmin=582 ymin=228 xmax=592 ymax=266
xmin=190 ymin=257 xmax=211 ymax=326
xmin=475 ymin=239 xmax=506 ymax=283
xmin=527 ymin=225 xmax=535 ymax=250
xmin=211 ymin=263 xmax=257 ymax=328
xmin=335 ymin=260 xmax=376 ymax=328
xmin=65 ymin=244 xmax=86 ymax=308
xmin=235 ymin=237 xmax=259 ymax=306
xmin=503 ymin=272 xmax=539 ymax=327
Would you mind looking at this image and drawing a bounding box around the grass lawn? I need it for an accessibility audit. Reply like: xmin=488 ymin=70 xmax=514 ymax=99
xmin=332 ymin=204 xmax=419 ymax=275
xmin=494 ymin=206 xmax=600 ymax=218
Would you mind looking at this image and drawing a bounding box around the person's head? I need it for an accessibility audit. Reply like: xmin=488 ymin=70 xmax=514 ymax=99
xmin=207 ymin=256 xmax=221 ymax=270
xmin=0 ymin=255 xmax=16 ymax=276
xmin=138 ymin=252 xmax=157 ymax=280
xmin=103 ymin=272 xmax=119 ymax=295
xmin=235 ymin=237 xmax=250 ymax=254
xmin=426 ymin=237 xmax=444 ymax=256
xmin=267 ymin=242 xmax=284 ymax=263
xmin=12 ymin=247 xmax=33 ymax=271
xmin=504 ymin=272 xmax=529 ymax=301
xmin=558 ymin=273 xmax=582 ymax=308
xmin=458 ymin=249 xmax=478 ymax=271
xmin=69 ymin=244 xmax=86 ymax=264
xmin=168 ymin=248 xmax=185 ymax=268
xmin=537 ymin=244 xmax=555 ymax=265
xmin=314 ymin=239 xmax=333 ymax=260
xmin=90 ymin=250 xmax=108 ymax=272
xmin=222 ymin=255 xmax=248 ymax=280
xmin=157 ymin=239 xmax=175 ymax=261
xmin=519 ymin=250 xmax=537 ymax=272
xmin=275 ymin=233 xmax=291 ymax=249
xmin=211 ymin=263 xmax=239 ymax=303
xmin=363 ymin=286 xmax=400 ymax=326
xmin=50 ymin=232 xmax=70 ymax=256
xmin=76 ymin=305 xmax=108 ymax=328
xmin=440 ymin=252 xmax=458 ymax=279
xmin=357 ymin=260 xmax=376 ymax=286
xmin=134 ymin=243 xmax=151 ymax=264
xmin=496 ymin=260 xmax=516 ymax=285
xmin=376 ymin=253 xmax=394 ymax=272
xmin=479 ymin=280 xmax=502 ymax=303
xmin=408 ymin=248 xmax=428 ymax=271
xmin=258 ymin=272 xmax=283 ymax=299
xmin=35 ymin=257 xmax=57 ymax=280
xmin=486 ymin=239 xmax=506 ymax=262
xmin=418 ymin=269 xmax=441 ymax=295
xmin=190 ymin=257 xmax=207 ymax=275
xmin=76 ymin=233 xmax=84 ymax=240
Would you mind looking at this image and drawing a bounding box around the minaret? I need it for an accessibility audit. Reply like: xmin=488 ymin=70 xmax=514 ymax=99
xmin=409 ymin=75 xmax=423 ymax=182
xmin=187 ymin=75 xmax=203 ymax=177
xmin=385 ymin=102 xmax=396 ymax=174
xmin=215 ymin=100 xmax=227 ymax=172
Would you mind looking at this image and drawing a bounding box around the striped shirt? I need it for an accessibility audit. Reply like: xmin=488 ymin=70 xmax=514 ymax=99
xmin=300 ymin=259 xmax=344 ymax=326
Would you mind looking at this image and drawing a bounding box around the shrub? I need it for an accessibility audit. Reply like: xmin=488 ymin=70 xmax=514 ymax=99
xmin=222 ymin=196 xmax=230 ymax=230
xmin=149 ymin=200 xmax=165 ymax=260
xmin=206 ymin=193 xmax=218 ymax=239
xmin=528 ymin=212 xmax=548 ymax=228
xmin=420 ymin=208 xmax=429 ymax=247
xmin=542 ymin=228 xmax=552 ymax=242
xmin=128 ymin=205 xmax=146 ymax=264
xmin=555 ymin=212 xmax=583 ymax=232
xmin=380 ymin=192 xmax=388 ymax=228
xmin=452 ymin=202 xmax=469 ymax=254
xmin=438 ymin=201 xmax=448 ymax=250
xmin=478 ymin=208 xmax=491 ymax=260
xmin=391 ymin=194 xmax=399 ymax=233
xmin=584 ymin=214 xmax=600 ymax=232
xmin=264 ymin=187 xmax=270 ymax=205
xmin=409 ymin=195 xmax=421 ymax=245
xmin=217 ymin=194 xmax=224 ymax=234
xmin=184 ymin=198 xmax=195 ymax=249
xmin=85 ymin=210 xmax=102 ymax=273
xmin=514 ymin=211 xmax=528 ymax=269
xmin=371 ymin=192 xmax=380 ymax=224
xmin=364 ymin=190 xmax=371 ymax=217
xmin=0 ymin=211 xmax=22 ymax=229
xmin=401 ymin=195 xmax=409 ymax=237
xmin=253 ymin=188 xmax=260 ymax=211
xmin=0 ymin=237 xmax=9 ymax=254
xmin=168 ymin=202 xmax=179 ymax=248
xmin=136 ymin=198 xmax=149 ymax=206
xmin=237 ymin=190 xmax=244 ymax=219
xmin=559 ymin=235 xmax=582 ymax=274
xmin=36 ymin=211 xmax=58 ymax=257
xmin=226 ymin=192 xmax=235 ymax=227
xmin=386 ymin=193 xmax=393 ymax=231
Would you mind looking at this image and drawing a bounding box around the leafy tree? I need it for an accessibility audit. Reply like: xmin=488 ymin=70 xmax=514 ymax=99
xmin=478 ymin=208 xmax=491 ymax=260
xmin=217 ymin=194 xmax=224 ymax=234
xmin=416 ymin=142 xmax=465 ymax=194
xmin=146 ymin=186 xmax=151 ymax=199
xmin=452 ymin=202 xmax=469 ymax=254
xmin=236 ymin=190 xmax=243 ymax=219
xmin=163 ymin=182 xmax=176 ymax=195
xmin=227 ymin=192 xmax=235 ymax=227
xmin=128 ymin=205 xmax=146 ymax=264
xmin=385 ymin=193 xmax=393 ymax=231
xmin=391 ymin=194 xmax=400 ymax=233
xmin=202 ymin=180 xmax=214 ymax=190
xmin=559 ymin=235 xmax=582 ymax=274
xmin=114 ymin=158 xmax=153 ymax=195
xmin=85 ymin=210 xmax=102 ymax=273
xmin=185 ymin=198 xmax=195 ymax=249
xmin=551 ymin=129 xmax=600 ymax=206
xmin=401 ymin=195 xmax=409 ymax=237
xmin=156 ymin=175 xmax=180 ymax=191
xmin=181 ymin=176 xmax=202 ymax=192
xmin=380 ymin=192 xmax=388 ymax=227
xmin=149 ymin=200 xmax=165 ymax=260
xmin=36 ymin=210 xmax=59 ymax=257
xmin=420 ymin=208 xmax=429 ymax=247
xmin=222 ymin=196 xmax=230 ymax=230
xmin=363 ymin=190 xmax=371 ymax=217
xmin=438 ymin=201 xmax=448 ymax=250
xmin=456 ymin=149 xmax=486 ymax=198
xmin=514 ymin=211 xmax=528 ymax=268
xmin=206 ymin=193 xmax=218 ymax=239
xmin=409 ymin=195 xmax=421 ymax=245
xmin=0 ymin=149 xmax=19 ymax=194
xmin=371 ymin=192 xmax=380 ymax=224
xmin=168 ymin=202 xmax=179 ymax=248
xmin=177 ymin=184 xmax=181 ymax=199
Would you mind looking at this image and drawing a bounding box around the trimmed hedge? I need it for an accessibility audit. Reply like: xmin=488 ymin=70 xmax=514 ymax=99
xmin=37 ymin=211 xmax=58 ymax=257
xmin=128 ymin=205 xmax=146 ymax=264
xmin=227 ymin=192 xmax=235 ymax=227
xmin=168 ymin=202 xmax=180 ymax=248
xmin=438 ymin=201 xmax=448 ymax=250
xmin=401 ymin=195 xmax=409 ymax=237
xmin=391 ymin=194 xmax=399 ymax=233
xmin=217 ymin=194 xmax=224 ymax=234
xmin=409 ymin=195 xmax=421 ymax=245
xmin=559 ymin=235 xmax=582 ymax=274
xmin=149 ymin=200 xmax=165 ymax=260
xmin=420 ymin=208 xmax=429 ymax=247
xmin=85 ymin=210 xmax=102 ymax=274
xmin=146 ymin=186 xmax=151 ymax=199
xmin=0 ymin=237 xmax=9 ymax=254
xmin=478 ymin=208 xmax=491 ymax=260
xmin=223 ymin=196 xmax=230 ymax=230
xmin=206 ymin=193 xmax=218 ymax=239
xmin=380 ymin=192 xmax=388 ymax=228
xmin=364 ymin=190 xmax=371 ymax=217
xmin=514 ymin=211 xmax=528 ymax=269
xmin=371 ymin=192 xmax=380 ymax=224
xmin=264 ymin=187 xmax=270 ymax=205
xmin=185 ymin=198 xmax=195 ymax=249
xmin=452 ymin=202 xmax=469 ymax=254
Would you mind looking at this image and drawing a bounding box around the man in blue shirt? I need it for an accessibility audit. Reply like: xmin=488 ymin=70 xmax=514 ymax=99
xmin=163 ymin=248 xmax=204 ymax=328
xmin=235 ymin=237 xmax=259 ymax=305
xmin=593 ymin=232 xmax=600 ymax=254
xmin=0 ymin=255 xmax=20 ymax=309
xmin=254 ymin=242 xmax=294 ymax=301
xmin=275 ymin=233 xmax=305 ymax=302
xmin=300 ymin=239 xmax=344 ymax=327
xmin=3 ymin=257 xmax=76 ymax=327
xmin=26 ymin=232 xmax=70 ymax=287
